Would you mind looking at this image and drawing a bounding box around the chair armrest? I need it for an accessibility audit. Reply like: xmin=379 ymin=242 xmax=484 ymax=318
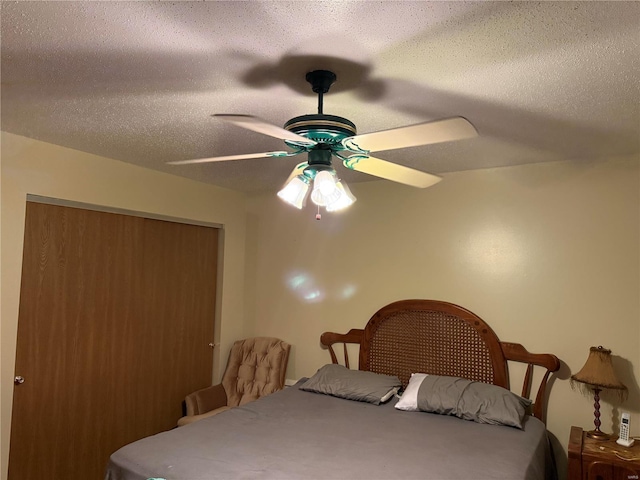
xmin=177 ymin=406 xmax=232 ymax=426
xmin=185 ymin=383 xmax=227 ymax=416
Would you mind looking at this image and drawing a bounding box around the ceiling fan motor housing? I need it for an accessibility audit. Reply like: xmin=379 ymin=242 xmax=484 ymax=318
xmin=284 ymin=114 xmax=356 ymax=146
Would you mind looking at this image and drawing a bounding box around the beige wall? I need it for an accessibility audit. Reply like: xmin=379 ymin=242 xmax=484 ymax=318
xmin=245 ymin=156 xmax=640 ymax=476
xmin=0 ymin=132 xmax=249 ymax=480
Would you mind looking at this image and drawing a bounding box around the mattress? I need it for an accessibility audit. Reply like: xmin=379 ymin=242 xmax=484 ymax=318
xmin=105 ymin=382 xmax=554 ymax=480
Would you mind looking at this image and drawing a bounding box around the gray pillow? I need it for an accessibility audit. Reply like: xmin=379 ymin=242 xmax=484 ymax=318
xmin=416 ymin=375 xmax=532 ymax=429
xmin=299 ymin=364 xmax=401 ymax=405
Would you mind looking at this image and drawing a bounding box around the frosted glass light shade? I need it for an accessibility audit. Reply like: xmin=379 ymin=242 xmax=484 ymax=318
xmin=326 ymin=180 xmax=356 ymax=212
xmin=277 ymin=175 xmax=309 ymax=209
xmin=278 ymin=168 xmax=356 ymax=213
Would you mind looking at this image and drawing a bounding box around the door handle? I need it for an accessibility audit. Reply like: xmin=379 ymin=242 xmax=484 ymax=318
xmin=14 ymin=376 xmax=25 ymax=385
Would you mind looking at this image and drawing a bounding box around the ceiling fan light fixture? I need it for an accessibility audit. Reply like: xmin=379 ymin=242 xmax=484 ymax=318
xmin=174 ymin=69 xmax=478 ymax=216
xmin=277 ymin=174 xmax=310 ymax=209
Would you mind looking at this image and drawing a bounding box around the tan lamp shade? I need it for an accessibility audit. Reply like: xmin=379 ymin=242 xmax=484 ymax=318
xmin=571 ymin=346 xmax=627 ymax=393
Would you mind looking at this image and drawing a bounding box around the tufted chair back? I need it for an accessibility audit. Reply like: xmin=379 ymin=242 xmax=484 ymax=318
xmin=222 ymin=337 xmax=291 ymax=407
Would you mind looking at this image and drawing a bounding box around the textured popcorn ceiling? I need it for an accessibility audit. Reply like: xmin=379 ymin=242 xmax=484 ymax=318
xmin=1 ymin=1 xmax=639 ymax=193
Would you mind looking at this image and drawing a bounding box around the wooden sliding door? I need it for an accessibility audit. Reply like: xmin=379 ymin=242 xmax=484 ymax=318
xmin=9 ymin=202 xmax=218 ymax=480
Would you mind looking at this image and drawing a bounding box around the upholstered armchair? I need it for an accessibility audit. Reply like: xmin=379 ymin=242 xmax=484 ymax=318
xmin=177 ymin=337 xmax=291 ymax=426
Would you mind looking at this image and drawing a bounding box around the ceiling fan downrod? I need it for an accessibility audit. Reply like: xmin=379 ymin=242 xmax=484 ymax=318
xmin=306 ymin=70 xmax=337 ymax=114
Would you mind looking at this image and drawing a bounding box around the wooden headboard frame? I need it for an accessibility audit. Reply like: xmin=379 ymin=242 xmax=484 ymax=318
xmin=321 ymin=299 xmax=560 ymax=424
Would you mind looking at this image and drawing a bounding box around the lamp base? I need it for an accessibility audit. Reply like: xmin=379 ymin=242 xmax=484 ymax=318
xmin=586 ymin=430 xmax=610 ymax=440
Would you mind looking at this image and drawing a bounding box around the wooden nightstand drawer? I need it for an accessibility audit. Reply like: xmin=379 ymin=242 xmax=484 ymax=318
xmin=569 ymin=426 xmax=640 ymax=480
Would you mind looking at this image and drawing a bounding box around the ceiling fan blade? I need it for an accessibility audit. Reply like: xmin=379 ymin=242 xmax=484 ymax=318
xmin=343 ymin=117 xmax=477 ymax=153
xmin=167 ymin=151 xmax=290 ymax=165
xmin=214 ymin=114 xmax=316 ymax=145
xmin=343 ymin=155 xmax=441 ymax=188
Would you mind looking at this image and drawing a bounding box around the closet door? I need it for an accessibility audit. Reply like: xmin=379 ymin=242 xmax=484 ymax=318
xmin=9 ymin=202 xmax=218 ymax=480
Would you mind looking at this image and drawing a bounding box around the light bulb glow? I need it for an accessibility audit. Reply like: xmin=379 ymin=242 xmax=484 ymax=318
xmin=311 ymin=170 xmax=341 ymax=206
xmin=315 ymin=170 xmax=337 ymax=195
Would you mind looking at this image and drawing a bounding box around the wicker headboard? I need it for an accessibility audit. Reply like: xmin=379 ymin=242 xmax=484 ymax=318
xmin=321 ymin=299 xmax=560 ymax=424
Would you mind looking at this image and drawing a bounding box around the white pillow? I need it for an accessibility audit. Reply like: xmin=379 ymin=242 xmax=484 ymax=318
xmin=394 ymin=373 xmax=428 ymax=411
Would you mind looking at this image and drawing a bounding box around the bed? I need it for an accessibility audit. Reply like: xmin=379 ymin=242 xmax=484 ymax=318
xmin=105 ymin=299 xmax=560 ymax=480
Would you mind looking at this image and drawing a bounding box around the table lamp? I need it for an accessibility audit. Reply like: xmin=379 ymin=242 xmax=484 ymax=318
xmin=571 ymin=346 xmax=627 ymax=440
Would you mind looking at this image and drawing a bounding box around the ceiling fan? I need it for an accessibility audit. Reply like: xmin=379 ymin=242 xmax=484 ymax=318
xmin=169 ymin=70 xmax=478 ymax=213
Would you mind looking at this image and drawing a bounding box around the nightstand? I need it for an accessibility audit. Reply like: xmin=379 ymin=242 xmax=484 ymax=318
xmin=568 ymin=426 xmax=640 ymax=480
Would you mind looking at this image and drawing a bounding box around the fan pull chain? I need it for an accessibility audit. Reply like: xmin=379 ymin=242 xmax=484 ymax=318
xmin=316 ymin=205 xmax=322 ymax=221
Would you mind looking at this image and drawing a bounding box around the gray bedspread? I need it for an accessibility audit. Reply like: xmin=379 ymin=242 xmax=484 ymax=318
xmin=105 ymin=382 xmax=554 ymax=480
